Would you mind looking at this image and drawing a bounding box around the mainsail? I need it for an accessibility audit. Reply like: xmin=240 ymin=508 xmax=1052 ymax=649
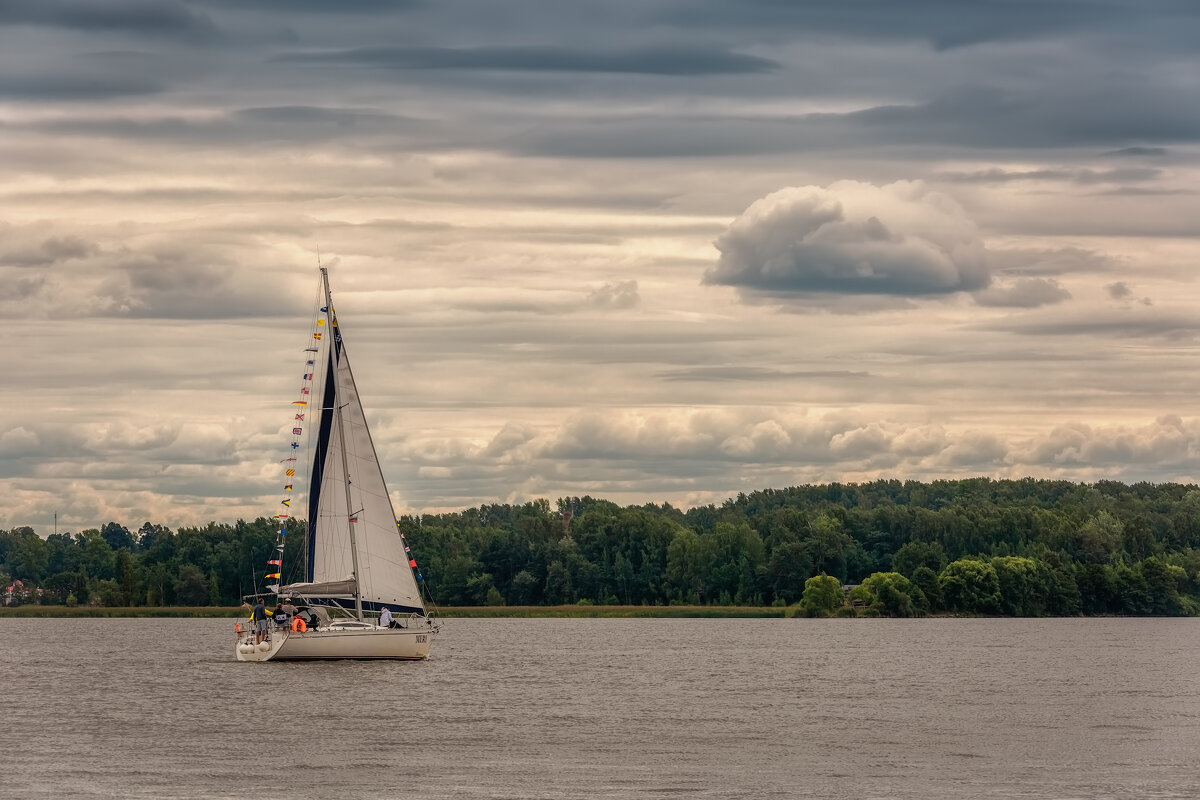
xmin=283 ymin=282 xmax=425 ymax=616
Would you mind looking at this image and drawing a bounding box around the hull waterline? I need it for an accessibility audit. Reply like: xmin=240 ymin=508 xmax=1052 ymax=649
xmin=235 ymin=625 xmax=431 ymax=661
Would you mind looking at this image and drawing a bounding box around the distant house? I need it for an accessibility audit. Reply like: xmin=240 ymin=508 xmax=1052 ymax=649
xmin=3 ymin=579 xmax=23 ymax=605
xmin=3 ymin=579 xmax=41 ymax=606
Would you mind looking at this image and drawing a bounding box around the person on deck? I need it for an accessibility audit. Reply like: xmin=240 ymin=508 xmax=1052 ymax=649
xmin=379 ymin=606 xmax=392 ymax=629
xmin=252 ymin=597 xmax=268 ymax=645
xmin=295 ymin=605 xmax=318 ymax=631
xmin=281 ymin=599 xmax=297 ymax=621
xmin=273 ymin=602 xmax=289 ymax=628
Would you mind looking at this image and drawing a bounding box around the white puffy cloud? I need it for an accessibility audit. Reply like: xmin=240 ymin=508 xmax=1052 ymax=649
xmin=1020 ymin=416 xmax=1200 ymax=468
xmin=705 ymin=180 xmax=990 ymax=301
xmin=377 ymin=408 xmax=1200 ymax=512
xmin=587 ymin=279 xmax=640 ymax=308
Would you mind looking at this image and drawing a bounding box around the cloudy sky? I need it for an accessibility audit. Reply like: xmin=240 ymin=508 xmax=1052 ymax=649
xmin=4 ymin=0 xmax=1200 ymax=532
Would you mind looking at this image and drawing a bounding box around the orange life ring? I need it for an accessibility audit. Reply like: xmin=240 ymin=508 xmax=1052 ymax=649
xmin=291 ymin=617 xmax=307 ymax=632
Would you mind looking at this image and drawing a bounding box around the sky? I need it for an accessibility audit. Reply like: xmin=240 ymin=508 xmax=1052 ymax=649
xmin=4 ymin=0 xmax=1200 ymax=533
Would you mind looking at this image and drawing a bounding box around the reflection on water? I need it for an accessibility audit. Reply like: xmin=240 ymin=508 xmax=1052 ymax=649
xmin=3 ymin=617 xmax=1200 ymax=799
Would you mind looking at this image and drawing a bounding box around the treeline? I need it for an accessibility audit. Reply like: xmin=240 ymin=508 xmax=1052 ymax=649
xmin=6 ymin=478 xmax=1200 ymax=615
xmin=0 ymin=519 xmax=296 ymax=608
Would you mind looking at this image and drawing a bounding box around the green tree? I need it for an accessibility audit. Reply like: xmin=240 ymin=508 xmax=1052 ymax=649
xmin=1073 ymin=511 xmax=1124 ymax=563
xmin=1075 ymin=563 xmax=1117 ymax=614
xmin=766 ymin=542 xmax=814 ymax=604
xmin=43 ymin=571 xmax=80 ymax=605
xmin=7 ymin=528 xmax=48 ymax=583
xmin=143 ymin=562 xmax=173 ymax=606
xmin=851 ymin=572 xmax=926 ymax=617
xmin=991 ymin=556 xmax=1050 ymax=616
xmin=1139 ymin=556 xmax=1184 ymax=615
xmin=544 ymin=560 xmax=573 ymax=604
xmin=798 ymin=573 xmax=842 ymax=617
xmin=891 ymin=541 xmax=948 ymax=577
xmin=801 ymin=514 xmax=858 ymax=582
xmin=175 ymin=564 xmax=210 ymax=606
xmin=116 ymin=550 xmax=140 ymax=606
xmin=664 ymin=528 xmax=704 ymax=603
xmin=76 ymin=531 xmax=116 ymax=581
xmin=94 ymin=579 xmax=124 ymax=606
xmin=1046 ymin=565 xmax=1082 ymax=615
xmin=939 ymin=559 xmax=1000 ymax=614
xmin=510 ymin=569 xmax=541 ymax=605
xmin=910 ymin=566 xmax=943 ymax=612
xmin=100 ymin=522 xmax=135 ymax=551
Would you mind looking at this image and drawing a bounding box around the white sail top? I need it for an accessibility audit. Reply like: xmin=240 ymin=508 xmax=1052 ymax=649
xmin=287 ymin=278 xmax=425 ymax=617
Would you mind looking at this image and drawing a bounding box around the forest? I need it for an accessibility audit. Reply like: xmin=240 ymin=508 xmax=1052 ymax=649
xmin=5 ymin=477 xmax=1200 ymax=616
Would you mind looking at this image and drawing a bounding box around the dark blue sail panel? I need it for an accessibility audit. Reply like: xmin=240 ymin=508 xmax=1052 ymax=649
xmin=306 ymin=320 xmax=342 ymax=582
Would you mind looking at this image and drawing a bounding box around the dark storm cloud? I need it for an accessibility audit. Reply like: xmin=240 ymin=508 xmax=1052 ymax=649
xmin=0 ymin=74 xmax=164 ymax=99
xmin=936 ymin=167 xmax=1161 ymax=185
xmin=230 ymin=105 xmax=433 ymax=137
xmin=1095 ymin=187 xmax=1197 ymax=197
xmin=972 ymin=278 xmax=1071 ymax=308
xmin=987 ymin=247 xmax=1117 ymax=278
xmin=845 ymin=85 xmax=1200 ymax=148
xmin=1101 ymin=146 xmax=1169 ymax=157
xmin=194 ymin=0 xmax=421 ymax=11
xmin=507 ymin=83 xmax=1200 ymax=160
xmin=988 ymin=311 xmax=1199 ymax=341
xmin=0 ymin=0 xmax=221 ymax=40
xmin=511 ymin=116 xmax=805 ymax=159
xmin=23 ymin=105 xmax=432 ymax=146
xmin=657 ymin=0 xmax=1134 ymax=49
xmin=281 ymin=44 xmax=777 ymax=76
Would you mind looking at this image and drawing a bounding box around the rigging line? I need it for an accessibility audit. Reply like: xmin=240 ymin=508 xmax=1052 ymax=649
xmin=266 ymin=272 xmax=327 ymax=596
xmin=291 ymin=272 xmax=327 ymax=587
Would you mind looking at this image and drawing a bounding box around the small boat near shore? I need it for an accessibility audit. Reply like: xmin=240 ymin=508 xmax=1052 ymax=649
xmin=235 ymin=267 xmax=436 ymax=661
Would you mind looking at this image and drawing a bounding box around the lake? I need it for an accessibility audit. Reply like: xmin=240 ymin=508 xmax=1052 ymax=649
xmin=3 ymin=617 xmax=1199 ymax=799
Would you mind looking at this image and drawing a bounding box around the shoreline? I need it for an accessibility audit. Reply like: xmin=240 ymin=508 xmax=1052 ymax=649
xmin=0 ymin=605 xmax=1179 ymax=619
xmin=0 ymin=604 xmax=787 ymax=618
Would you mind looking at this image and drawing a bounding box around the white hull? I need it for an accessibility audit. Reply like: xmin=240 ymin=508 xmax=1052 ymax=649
xmin=236 ymin=624 xmax=431 ymax=661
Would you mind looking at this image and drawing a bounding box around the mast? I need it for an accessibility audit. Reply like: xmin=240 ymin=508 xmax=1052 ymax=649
xmin=321 ymin=267 xmax=365 ymax=622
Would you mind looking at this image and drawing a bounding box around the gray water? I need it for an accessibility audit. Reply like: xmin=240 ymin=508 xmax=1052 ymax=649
xmin=3 ymin=618 xmax=1199 ymax=799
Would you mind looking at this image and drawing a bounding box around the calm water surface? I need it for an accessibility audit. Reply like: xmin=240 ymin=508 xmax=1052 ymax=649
xmin=3 ymin=617 xmax=1200 ymax=799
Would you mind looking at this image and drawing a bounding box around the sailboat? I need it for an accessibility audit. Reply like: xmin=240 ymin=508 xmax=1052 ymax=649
xmin=236 ymin=268 xmax=436 ymax=661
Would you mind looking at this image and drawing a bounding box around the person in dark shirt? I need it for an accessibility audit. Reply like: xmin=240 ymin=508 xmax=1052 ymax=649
xmin=252 ymin=597 xmax=268 ymax=644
